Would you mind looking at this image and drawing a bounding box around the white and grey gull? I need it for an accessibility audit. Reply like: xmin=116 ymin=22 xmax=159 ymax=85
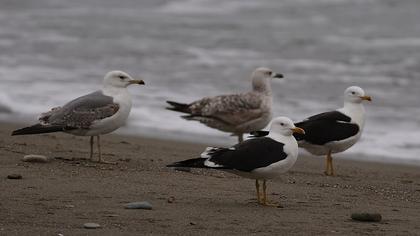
xmin=166 ymin=67 xmax=283 ymax=143
xmin=253 ymin=86 xmax=371 ymax=176
xmin=12 ymin=70 xmax=145 ymax=163
xmin=167 ymin=116 xmax=304 ymax=206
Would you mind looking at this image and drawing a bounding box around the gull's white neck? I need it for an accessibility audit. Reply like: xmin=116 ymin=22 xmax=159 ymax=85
xmin=268 ymin=131 xmax=298 ymax=158
xmin=101 ymin=85 xmax=132 ymax=109
xmin=337 ymin=101 xmax=366 ymax=128
xmin=268 ymin=132 xmax=293 ymax=144
xmin=102 ymin=85 xmax=129 ymax=96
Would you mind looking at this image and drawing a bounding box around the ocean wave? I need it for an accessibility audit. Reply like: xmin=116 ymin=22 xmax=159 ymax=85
xmin=324 ymin=36 xmax=420 ymax=48
xmin=159 ymin=0 xmax=263 ymax=15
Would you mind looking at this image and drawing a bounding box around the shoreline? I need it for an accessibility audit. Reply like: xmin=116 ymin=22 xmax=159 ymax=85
xmin=1 ymin=122 xmax=420 ymax=235
xmin=3 ymin=117 xmax=420 ymax=167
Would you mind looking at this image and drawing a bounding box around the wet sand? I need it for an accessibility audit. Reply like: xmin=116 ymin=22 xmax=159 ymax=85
xmin=1 ymin=122 xmax=420 ymax=235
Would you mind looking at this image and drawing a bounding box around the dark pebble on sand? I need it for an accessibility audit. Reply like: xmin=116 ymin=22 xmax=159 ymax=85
xmin=125 ymin=201 xmax=153 ymax=210
xmin=351 ymin=213 xmax=382 ymax=222
xmin=167 ymin=196 xmax=175 ymax=203
xmin=7 ymin=174 xmax=22 ymax=179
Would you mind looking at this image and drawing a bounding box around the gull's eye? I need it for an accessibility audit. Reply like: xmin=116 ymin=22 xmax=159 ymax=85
xmin=266 ymin=71 xmax=272 ymax=76
xmin=351 ymin=91 xmax=356 ymax=95
xmin=118 ymin=75 xmax=126 ymax=80
xmin=280 ymin=122 xmax=284 ymax=126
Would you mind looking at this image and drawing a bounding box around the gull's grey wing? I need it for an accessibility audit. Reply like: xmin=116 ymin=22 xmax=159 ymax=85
xmin=188 ymin=93 xmax=265 ymax=125
xmin=39 ymin=91 xmax=119 ymax=129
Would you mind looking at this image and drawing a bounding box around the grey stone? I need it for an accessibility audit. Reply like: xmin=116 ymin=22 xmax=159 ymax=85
xmin=7 ymin=174 xmax=22 ymax=179
xmin=351 ymin=213 xmax=382 ymax=222
xmin=22 ymin=154 xmax=51 ymax=163
xmin=125 ymin=201 xmax=153 ymax=210
xmin=83 ymin=223 xmax=101 ymax=229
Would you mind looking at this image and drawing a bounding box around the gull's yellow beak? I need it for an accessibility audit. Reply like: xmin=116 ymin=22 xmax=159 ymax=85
xmin=128 ymin=79 xmax=145 ymax=85
xmin=291 ymin=127 xmax=305 ymax=134
xmin=360 ymin=95 xmax=372 ymax=101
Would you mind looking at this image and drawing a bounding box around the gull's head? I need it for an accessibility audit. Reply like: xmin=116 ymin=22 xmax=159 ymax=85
xmin=251 ymin=67 xmax=283 ymax=92
xmin=270 ymin=116 xmax=305 ymax=136
xmin=344 ymin=86 xmax=371 ymax=104
xmin=103 ymin=70 xmax=145 ymax=88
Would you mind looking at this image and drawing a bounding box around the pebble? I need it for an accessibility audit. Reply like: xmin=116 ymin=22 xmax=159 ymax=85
xmin=167 ymin=196 xmax=175 ymax=203
xmin=7 ymin=174 xmax=22 ymax=179
xmin=83 ymin=223 xmax=101 ymax=229
xmin=22 ymin=154 xmax=51 ymax=163
xmin=125 ymin=201 xmax=153 ymax=210
xmin=351 ymin=213 xmax=382 ymax=222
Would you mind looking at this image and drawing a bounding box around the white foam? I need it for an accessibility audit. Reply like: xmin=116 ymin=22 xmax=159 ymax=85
xmin=159 ymin=0 xmax=263 ymax=15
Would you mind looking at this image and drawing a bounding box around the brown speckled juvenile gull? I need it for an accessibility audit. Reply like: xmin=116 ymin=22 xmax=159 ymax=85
xmin=166 ymin=67 xmax=283 ymax=142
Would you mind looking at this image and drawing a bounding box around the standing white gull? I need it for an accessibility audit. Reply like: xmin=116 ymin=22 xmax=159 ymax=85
xmin=167 ymin=116 xmax=304 ymax=206
xmin=12 ymin=71 xmax=145 ymax=163
xmin=294 ymin=86 xmax=371 ymax=176
xmin=166 ymin=67 xmax=283 ymax=142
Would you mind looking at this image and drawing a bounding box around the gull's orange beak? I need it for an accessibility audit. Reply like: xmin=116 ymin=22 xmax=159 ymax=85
xmin=128 ymin=79 xmax=145 ymax=85
xmin=291 ymin=127 xmax=305 ymax=134
xmin=360 ymin=95 xmax=372 ymax=101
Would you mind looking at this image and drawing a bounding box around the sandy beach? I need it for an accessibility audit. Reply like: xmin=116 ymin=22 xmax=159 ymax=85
xmin=1 ymin=122 xmax=420 ymax=235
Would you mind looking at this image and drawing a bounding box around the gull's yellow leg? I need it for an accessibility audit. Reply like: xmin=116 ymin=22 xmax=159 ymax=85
xmin=260 ymin=180 xmax=281 ymax=207
xmin=259 ymin=180 xmax=280 ymax=207
xmin=255 ymin=180 xmax=261 ymax=204
xmin=329 ymin=152 xmax=335 ymax=176
xmin=262 ymin=180 xmax=267 ymax=205
xmin=89 ymin=136 xmax=94 ymax=161
xmin=324 ymin=150 xmax=333 ymax=176
xmin=324 ymin=154 xmax=330 ymax=175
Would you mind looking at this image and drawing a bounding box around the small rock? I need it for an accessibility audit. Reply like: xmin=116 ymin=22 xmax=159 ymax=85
xmin=83 ymin=223 xmax=101 ymax=229
xmin=351 ymin=213 xmax=382 ymax=222
xmin=167 ymin=196 xmax=175 ymax=203
xmin=22 ymin=154 xmax=51 ymax=163
xmin=7 ymin=174 xmax=22 ymax=179
xmin=125 ymin=201 xmax=153 ymax=210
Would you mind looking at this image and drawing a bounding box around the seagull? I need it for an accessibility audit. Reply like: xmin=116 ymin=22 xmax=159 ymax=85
xmin=167 ymin=116 xmax=304 ymax=206
xmin=166 ymin=67 xmax=283 ymax=143
xmin=293 ymin=86 xmax=371 ymax=176
xmin=11 ymin=71 xmax=145 ymax=163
